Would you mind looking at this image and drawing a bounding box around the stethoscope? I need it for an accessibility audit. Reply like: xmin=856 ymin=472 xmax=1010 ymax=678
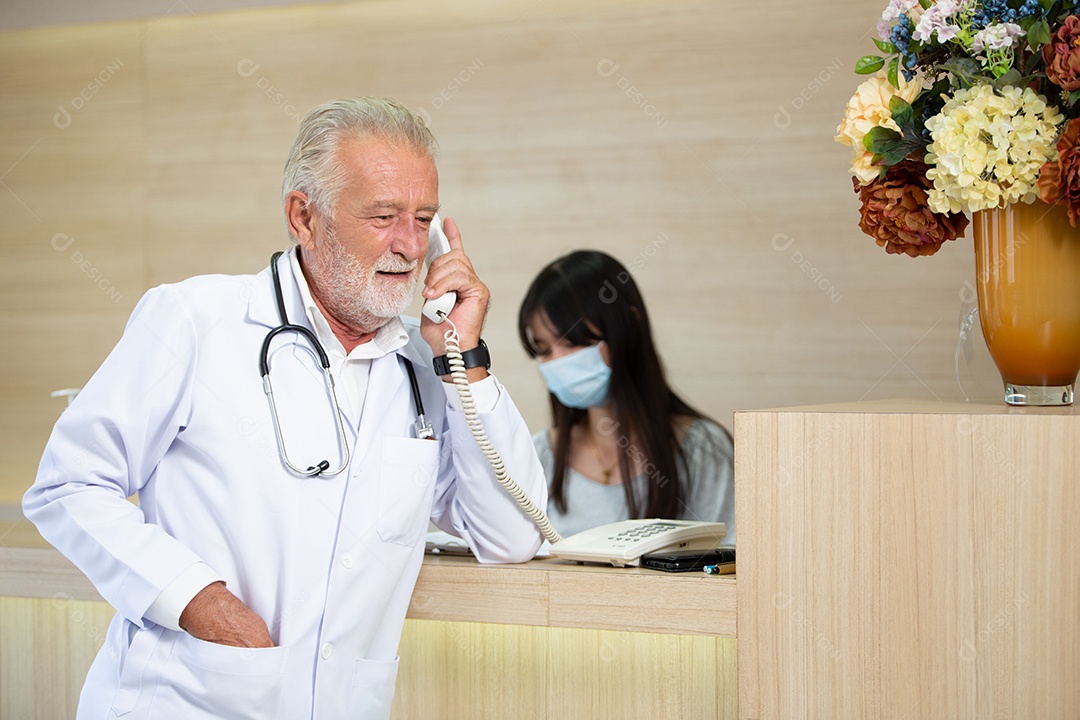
xmin=259 ymin=251 xmax=432 ymax=478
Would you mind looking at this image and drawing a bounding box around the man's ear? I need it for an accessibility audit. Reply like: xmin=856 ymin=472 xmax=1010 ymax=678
xmin=285 ymin=191 xmax=316 ymax=250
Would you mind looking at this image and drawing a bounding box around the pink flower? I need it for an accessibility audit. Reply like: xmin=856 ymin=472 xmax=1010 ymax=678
xmin=913 ymin=0 xmax=962 ymax=43
xmin=878 ymin=0 xmax=921 ymax=41
xmin=971 ymin=22 xmax=1024 ymax=54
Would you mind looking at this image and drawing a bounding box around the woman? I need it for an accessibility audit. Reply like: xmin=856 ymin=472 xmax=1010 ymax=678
xmin=518 ymin=250 xmax=735 ymax=541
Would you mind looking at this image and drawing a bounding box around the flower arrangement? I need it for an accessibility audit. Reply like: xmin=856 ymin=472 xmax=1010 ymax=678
xmin=836 ymin=0 xmax=1080 ymax=256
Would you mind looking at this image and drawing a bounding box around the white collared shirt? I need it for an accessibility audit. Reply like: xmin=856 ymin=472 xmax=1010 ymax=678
xmin=289 ymin=249 xmax=410 ymax=419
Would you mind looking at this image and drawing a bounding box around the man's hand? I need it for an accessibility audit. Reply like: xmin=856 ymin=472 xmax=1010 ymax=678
xmin=178 ymin=581 xmax=274 ymax=648
xmin=420 ymin=216 xmax=491 ymax=382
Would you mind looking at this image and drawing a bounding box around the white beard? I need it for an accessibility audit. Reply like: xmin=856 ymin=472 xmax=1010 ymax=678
xmin=305 ymin=229 xmax=420 ymax=334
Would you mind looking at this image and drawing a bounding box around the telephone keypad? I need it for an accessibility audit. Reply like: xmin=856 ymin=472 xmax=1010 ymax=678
xmin=609 ymin=522 xmax=677 ymax=545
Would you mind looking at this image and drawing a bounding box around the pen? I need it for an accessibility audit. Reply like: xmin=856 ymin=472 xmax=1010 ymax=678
xmin=703 ymin=563 xmax=735 ymax=575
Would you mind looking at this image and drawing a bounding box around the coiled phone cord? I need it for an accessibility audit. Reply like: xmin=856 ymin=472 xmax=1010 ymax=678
xmin=441 ymin=318 xmax=563 ymax=545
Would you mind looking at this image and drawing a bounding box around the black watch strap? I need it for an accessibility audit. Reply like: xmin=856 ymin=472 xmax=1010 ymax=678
xmin=432 ymin=338 xmax=491 ymax=376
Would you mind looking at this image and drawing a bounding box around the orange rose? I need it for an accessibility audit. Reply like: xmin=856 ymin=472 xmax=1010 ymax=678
xmin=854 ymin=159 xmax=969 ymax=257
xmin=1039 ymin=118 xmax=1080 ymax=226
xmin=1043 ymin=14 xmax=1080 ymax=91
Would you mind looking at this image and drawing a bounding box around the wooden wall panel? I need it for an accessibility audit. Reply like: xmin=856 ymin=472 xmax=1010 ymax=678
xmin=0 ymin=23 xmax=145 ymax=499
xmin=0 ymin=0 xmax=1004 ymax=505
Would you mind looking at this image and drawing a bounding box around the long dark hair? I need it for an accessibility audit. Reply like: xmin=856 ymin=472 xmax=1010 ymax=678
xmin=518 ymin=250 xmax=708 ymax=519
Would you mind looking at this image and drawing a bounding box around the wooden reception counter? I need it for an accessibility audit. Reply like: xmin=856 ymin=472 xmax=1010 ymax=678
xmin=0 ymin=536 xmax=737 ymax=719
xmin=736 ymin=399 xmax=1080 ymax=720
xmin=5 ymin=398 xmax=1077 ymax=719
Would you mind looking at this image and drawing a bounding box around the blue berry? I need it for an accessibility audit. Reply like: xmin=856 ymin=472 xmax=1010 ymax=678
xmin=890 ymin=15 xmax=918 ymax=81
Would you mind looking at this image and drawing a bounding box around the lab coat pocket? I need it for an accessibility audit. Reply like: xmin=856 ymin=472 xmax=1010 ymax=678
xmin=347 ymin=656 xmax=400 ymax=720
xmin=377 ymin=437 xmax=439 ymax=546
xmin=162 ymin=634 xmax=289 ymax=718
xmin=110 ymin=624 xmax=164 ymax=716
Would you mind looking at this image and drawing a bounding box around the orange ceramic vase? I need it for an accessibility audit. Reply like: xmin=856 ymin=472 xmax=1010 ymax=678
xmin=972 ymin=201 xmax=1080 ymax=405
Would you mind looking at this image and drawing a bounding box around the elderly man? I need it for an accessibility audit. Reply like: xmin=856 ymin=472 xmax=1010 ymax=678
xmin=23 ymin=97 xmax=546 ymax=720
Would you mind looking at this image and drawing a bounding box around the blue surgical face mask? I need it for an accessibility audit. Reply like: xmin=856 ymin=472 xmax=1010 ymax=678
xmin=539 ymin=343 xmax=612 ymax=409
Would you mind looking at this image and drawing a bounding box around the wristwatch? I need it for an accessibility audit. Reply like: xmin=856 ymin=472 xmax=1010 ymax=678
xmin=432 ymin=339 xmax=491 ymax=376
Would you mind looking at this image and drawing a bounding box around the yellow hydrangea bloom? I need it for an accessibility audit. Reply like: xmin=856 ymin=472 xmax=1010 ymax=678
xmin=924 ymin=85 xmax=1063 ymax=214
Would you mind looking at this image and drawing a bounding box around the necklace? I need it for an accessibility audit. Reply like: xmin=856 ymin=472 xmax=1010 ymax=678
xmin=586 ymin=425 xmax=616 ymax=485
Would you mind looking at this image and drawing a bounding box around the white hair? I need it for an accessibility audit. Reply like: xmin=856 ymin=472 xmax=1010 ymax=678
xmin=281 ymin=97 xmax=438 ymax=239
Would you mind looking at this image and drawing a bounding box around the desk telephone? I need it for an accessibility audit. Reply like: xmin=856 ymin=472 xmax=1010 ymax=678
xmin=423 ymin=215 xmax=727 ymax=566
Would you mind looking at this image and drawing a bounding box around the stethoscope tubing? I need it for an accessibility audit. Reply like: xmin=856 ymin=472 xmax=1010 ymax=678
xmin=259 ymin=251 xmax=431 ymax=477
xmin=260 ymin=251 xmax=352 ymax=477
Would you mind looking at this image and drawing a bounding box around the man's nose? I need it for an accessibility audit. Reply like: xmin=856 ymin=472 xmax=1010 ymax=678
xmin=391 ymin=216 xmax=427 ymax=262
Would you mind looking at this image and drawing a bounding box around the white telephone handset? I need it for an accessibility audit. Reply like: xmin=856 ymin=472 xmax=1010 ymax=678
xmin=422 ymin=214 xmax=457 ymax=323
xmin=427 ymin=214 xmax=727 ymax=566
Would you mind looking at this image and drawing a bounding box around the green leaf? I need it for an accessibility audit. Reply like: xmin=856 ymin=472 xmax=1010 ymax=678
xmin=889 ymin=96 xmax=915 ymax=129
xmin=919 ymin=0 xmax=931 ymax=8
xmin=863 ymin=125 xmax=902 ymax=153
xmin=864 ymin=119 xmax=928 ymax=168
xmin=1025 ymin=50 xmax=1044 ymax=75
xmin=874 ymin=38 xmax=897 ymax=54
xmin=941 ymin=57 xmax=985 ymax=87
xmin=918 ymin=78 xmax=947 ymax=101
xmin=866 ymin=127 xmax=916 ymax=157
xmin=1027 ymin=19 xmax=1051 ymax=49
xmin=855 ymin=55 xmax=886 ymax=75
xmin=926 ymin=78 xmax=952 ymax=101
xmin=1039 ymin=0 xmax=1054 ymax=11
xmin=873 ymin=144 xmax=918 ymax=168
xmin=1069 ymin=89 xmax=1080 ymax=106
xmin=1000 ymin=73 xmax=1038 ymax=91
xmin=992 ymin=69 xmax=1024 ymax=90
xmin=888 ymin=56 xmax=900 ymax=88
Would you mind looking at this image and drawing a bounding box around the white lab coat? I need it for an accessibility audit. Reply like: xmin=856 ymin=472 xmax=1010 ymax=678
xmin=23 ymin=253 xmax=546 ymax=720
